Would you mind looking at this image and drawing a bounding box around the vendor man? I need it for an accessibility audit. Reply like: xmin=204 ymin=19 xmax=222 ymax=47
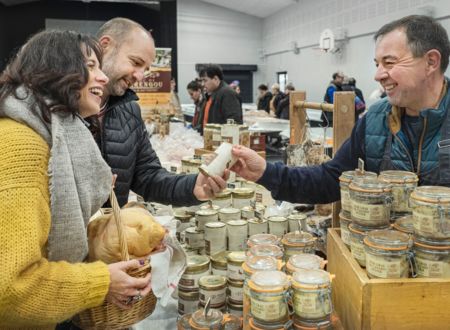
xmin=230 ymin=15 xmax=450 ymax=204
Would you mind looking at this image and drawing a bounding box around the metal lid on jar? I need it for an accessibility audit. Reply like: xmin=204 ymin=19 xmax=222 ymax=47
xmin=247 ymin=217 xmax=267 ymax=225
xmin=251 ymin=270 xmax=288 ymax=289
xmin=282 ymin=231 xmax=315 ymax=247
xmin=379 ymin=170 xmax=418 ymax=184
xmin=287 ymin=213 xmax=307 ymax=221
xmin=213 ymin=189 xmax=232 ymax=200
xmin=200 ymin=203 xmax=221 ymax=211
xmin=196 ymin=209 xmax=219 ymax=217
xmin=249 ymin=244 xmax=283 ymax=259
xmin=205 ymin=222 xmax=226 ymax=229
xmin=232 ymin=188 xmax=255 ymax=199
xmin=186 ymin=227 xmax=202 ymax=234
xmin=210 ymin=251 xmax=230 ymax=268
xmin=219 ymin=207 xmax=240 ymax=214
xmin=199 ymin=275 xmax=227 ymax=290
xmin=186 ymin=255 xmax=210 ymax=272
xmin=267 ymin=216 xmax=287 ymax=222
xmin=288 ymin=254 xmax=323 ymax=270
xmin=364 ymin=229 xmax=411 ymax=251
xmin=339 ymin=170 xmax=377 ymax=183
xmin=227 ymin=220 xmax=248 ymax=227
xmin=349 ymin=176 xmax=392 ymax=194
xmin=174 ymin=209 xmax=192 ymax=222
xmin=246 ymin=255 xmax=278 ymax=272
xmin=292 ymin=268 xmax=331 ymax=286
xmin=413 ymin=235 xmax=450 ymax=250
xmin=191 ymin=308 xmax=223 ymax=328
xmin=248 ymin=234 xmax=278 ymax=246
xmin=393 ymin=215 xmax=414 ymax=235
xmin=227 ymin=251 xmax=247 ymax=265
xmin=410 ymin=185 xmax=450 ymax=204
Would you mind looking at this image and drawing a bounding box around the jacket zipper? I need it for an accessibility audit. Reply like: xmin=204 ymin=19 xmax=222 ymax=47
xmin=416 ymin=116 xmax=428 ymax=177
xmin=393 ymin=134 xmax=415 ymax=172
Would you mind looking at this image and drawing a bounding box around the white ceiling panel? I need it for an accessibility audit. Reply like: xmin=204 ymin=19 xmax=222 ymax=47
xmin=199 ymin=0 xmax=298 ymax=18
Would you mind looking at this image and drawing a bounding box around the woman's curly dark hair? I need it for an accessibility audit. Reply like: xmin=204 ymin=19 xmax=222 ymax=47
xmin=0 ymin=29 xmax=103 ymax=122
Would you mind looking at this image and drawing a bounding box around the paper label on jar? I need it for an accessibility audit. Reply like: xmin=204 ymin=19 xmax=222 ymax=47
xmin=352 ymin=201 xmax=388 ymax=221
xmin=391 ymin=186 xmax=410 ymax=212
xmin=211 ymin=267 xmax=228 ymax=277
xmin=293 ymin=292 xmax=330 ymax=318
xmin=179 ymin=271 xmax=209 ymax=289
xmin=341 ymin=190 xmax=351 ymax=212
xmin=229 ymin=285 xmax=244 ymax=302
xmin=350 ymin=240 xmax=366 ymax=263
xmin=186 ymin=233 xmax=205 ymax=249
xmin=340 ymin=227 xmax=351 ymax=246
xmin=250 ymin=298 xmax=286 ymax=322
xmin=227 ymin=263 xmax=244 ymax=281
xmin=366 ymin=253 xmax=406 ymax=278
xmin=233 ymin=198 xmax=251 ymax=209
xmin=413 ymin=211 xmax=439 ymax=235
xmin=416 ymin=257 xmax=448 ymax=277
xmin=200 ymin=288 xmax=226 ymax=305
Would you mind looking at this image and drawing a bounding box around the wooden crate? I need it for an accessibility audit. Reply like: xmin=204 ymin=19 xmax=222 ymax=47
xmin=327 ymin=228 xmax=450 ymax=330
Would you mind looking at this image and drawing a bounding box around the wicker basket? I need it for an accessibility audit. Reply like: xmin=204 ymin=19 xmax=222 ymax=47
xmin=73 ymin=191 xmax=157 ymax=329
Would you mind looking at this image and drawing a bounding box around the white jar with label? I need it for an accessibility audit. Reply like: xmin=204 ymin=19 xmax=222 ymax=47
xmin=212 ymin=189 xmax=232 ymax=208
xmin=185 ymin=227 xmax=205 ymax=249
xmin=247 ymin=218 xmax=268 ymax=237
xmin=363 ymin=229 xmax=411 ymax=279
xmin=205 ymin=222 xmax=227 ymax=255
xmin=379 ymin=170 xmax=418 ymax=217
xmin=178 ymin=289 xmax=200 ymax=315
xmin=287 ymin=213 xmax=307 ymax=232
xmin=413 ymin=236 xmax=450 ymax=278
xmin=268 ymin=216 xmax=289 ymax=238
xmin=248 ymin=270 xmax=290 ymax=325
xmin=219 ymin=207 xmax=241 ymax=223
xmin=339 ymin=211 xmax=352 ymax=249
xmin=195 ymin=209 xmax=219 ymax=231
xmin=227 ymin=220 xmax=248 ymax=251
xmin=339 ymin=170 xmax=377 ymax=217
xmin=410 ymin=186 xmax=450 ymax=239
xmin=241 ymin=206 xmax=256 ymax=220
xmin=199 ymin=275 xmax=227 ymax=307
xmin=291 ymin=269 xmax=333 ymax=321
xmin=179 ymin=255 xmax=211 ymax=291
xmin=227 ymin=251 xmax=247 ymax=281
xmin=232 ymin=188 xmax=255 ymax=209
xmin=227 ymin=278 xmax=244 ymax=304
xmin=348 ymin=223 xmax=373 ymax=268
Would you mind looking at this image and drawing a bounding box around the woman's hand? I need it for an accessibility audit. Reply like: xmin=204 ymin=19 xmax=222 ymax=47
xmin=106 ymin=259 xmax=152 ymax=309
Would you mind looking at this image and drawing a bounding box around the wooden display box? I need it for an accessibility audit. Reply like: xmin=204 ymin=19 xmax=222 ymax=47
xmin=327 ymin=228 xmax=450 ymax=330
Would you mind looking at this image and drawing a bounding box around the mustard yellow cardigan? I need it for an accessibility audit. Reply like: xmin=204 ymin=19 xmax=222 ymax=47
xmin=0 ymin=119 xmax=110 ymax=329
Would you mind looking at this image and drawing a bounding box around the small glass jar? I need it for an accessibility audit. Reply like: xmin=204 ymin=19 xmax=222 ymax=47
xmin=227 ymin=220 xmax=248 ymax=251
xmin=210 ymin=251 xmax=230 ymax=277
xmin=178 ymin=289 xmax=200 ymax=315
xmin=177 ymin=313 xmax=192 ymax=329
xmin=232 ymin=188 xmax=255 ymax=209
xmin=281 ymin=232 xmax=316 ymax=260
xmin=196 ymin=209 xmax=219 ymax=231
xmin=205 ymin=222 xmax=227 ymax=256
xmin=199 ymin=275 xmax=227 ymax=307
xmin=227 ymin=251 xmax=247 ymax=281
xmin=349 ymin=177 xmax=392 ymax=227
xmin=286 ymin=254 xmax=326 ymax=275
xmin=189 ymin=308 xmax=224 ymax=330
xmin=247 ymin=218 xmax=269 ymax=237
xmin=410 ymin=186 xmax=450 ymax=239
xmin=247 ymin=233 xmax=279 ymax=249
xmin=393 ymin=215 xmax=414 ymax=236
xmin=379 ymin=170 xmax=418 ymax=216
xmin=248 ymin=271 xmax=290 ymax=325
xmin=179 ymin=255 xmax=211 ymax=291
xmin=291 ymin=269 xmax=333 ymax=321
xmin=267 ymin=216 xmax=289 ymax=238
xmin=363 ymin=229 xmax=411 ymax=279
xmin=348 ymin=223 xmax=373 ymax=267
xmin=339 ymin=211 xmax=352 ymax=249
xmin=248 ymin=244 xmax=284 ymax=260
xmin=413 ymin=236 xmax=450 ymax=278
xmin=287 ymin=213 xmax=308 ymax=232
xmin=227 ymin=278 xmax=244 ymax=304
xmin=219 ymin=207 xmax=241 ymax=223
xmin=339 ymin=170 xmax=377 ymax=217
xmin=241 ymin=206 xmax=256 ymax=220
xmin=212 ymin=189 xmax=232 ymax=208
xmin=185 ymin=227 xmax=205 ymax=249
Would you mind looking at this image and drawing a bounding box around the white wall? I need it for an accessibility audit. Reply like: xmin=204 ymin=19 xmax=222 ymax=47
xmin=177 ymin=0 xmax=263 ymax=103
xmin=262 ymin=0 xmax=450 ymax=108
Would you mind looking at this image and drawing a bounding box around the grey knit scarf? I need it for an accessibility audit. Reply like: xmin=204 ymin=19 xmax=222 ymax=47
xmin=0 ymin=87 xmax=112 ymax=262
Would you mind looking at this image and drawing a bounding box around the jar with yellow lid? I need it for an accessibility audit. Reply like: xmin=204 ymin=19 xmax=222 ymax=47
xmin=379 ymin=170 xmax=418 ymax=217
xmin=248 ymin=270 xmax=290 ymax=325
xmin=413 ymin=236 xmax=450 ymax=278
xmin=212 ymin=189 xmax=232 ymax=208
xmin=241 ymin=206 xmax=256 ymax=220
xmin=363 ymin=229 xmax=412 ymax=278
xmin=267 ymin=216 xmax=289 ymax=238
xmin=286 ymin=254 xmax=326 ymax=275
xmin=232 ymin=188 xmax=255 ymax=209
xmin=349 ymin=223 xmax=389 ymax=268
xmin=288 ymin=213 xmax=307 ymax=232
xmin=242 ymin=256 xmax=278 ymax=330
xmin=179 ymin=255 xmax=211 ymax=291
xmin=210 ymin=251 xmax=230 ymax=277
xmin=178 ymin=289 xmax=200 ymax=315
xmin=393 ymin=215 xmax=414 ymax=235
xmin=199 ymin=275 xmax=227 ymax=307
xmin=349 ymin=177 xmax=392 ymax=227
xmin=339 ymin=170 xmax=377 ymax=217
xmin=227 ymin=251 xmax=247 ymax=281
xmin=219 ymin=207 xmax=241 ymax=223
xmin=248 ymin=244 xmax=284 ymax=260
xmin=291 ymin=269 xmax=333 ymax=321
xmin=195 ymin=209 xmax=219 ymax=231
xmin=281 ymin=231 xmax=316 ymax=260
xmin=410 ymin=186 xmax=450 ymax=239
xmin=247 ymin=218 xmax=269 ymax=237
xmin=339 ymin=211 xmax=352 ymax=249
xmin=247 ymin=233 xmax=279 ymax=249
